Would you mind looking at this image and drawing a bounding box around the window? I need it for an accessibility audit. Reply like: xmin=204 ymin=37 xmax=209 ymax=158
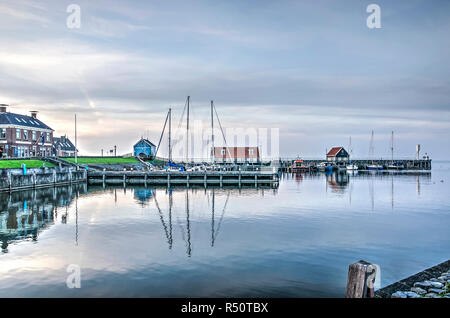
xmin=0 ymin=128 xmax=5 ymax=139
xmin=32 ymin=130 xmax=36 ymax=141
xmin=16 ymin=129 xmax=21 ymax=140
xmin=46 ymin=132 xmax=51 ymax=143
xmin=23 ymin=130 xmax=28 ymax=140
xmin=221 ymin=149 xmax=226 ymax=155
xmin=249 ymin=149 xmax=254 ymax=155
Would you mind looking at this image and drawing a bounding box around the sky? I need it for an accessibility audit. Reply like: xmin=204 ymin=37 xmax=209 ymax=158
xmin=0 ymin=0 xmax=449 ymax=159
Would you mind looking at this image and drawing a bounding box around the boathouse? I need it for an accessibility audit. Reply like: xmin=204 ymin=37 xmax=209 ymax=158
xmin=133 ymin=138 xmax=156 ymax=159
xmin=326 ymin=147 xmax=349 ymax=163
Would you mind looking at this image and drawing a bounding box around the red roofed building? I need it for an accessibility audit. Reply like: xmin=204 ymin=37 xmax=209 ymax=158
xmin=213 ymin=146 xmax=260 ymax=163
xmin=326 ymin=147 xmax=349 ymax=163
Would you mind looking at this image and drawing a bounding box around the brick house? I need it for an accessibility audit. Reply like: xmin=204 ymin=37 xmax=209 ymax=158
xmin=52 ymin=135 xmax=77 ymax=157
xmin=213 ymin=146 xmax=261 ymax=164
xmin=0 ymin=105 xmax=54 ymax=158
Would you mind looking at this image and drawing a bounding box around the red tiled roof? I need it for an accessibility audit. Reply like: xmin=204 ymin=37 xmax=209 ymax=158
xmin=327 ymin=147 xmax=343 ymax=157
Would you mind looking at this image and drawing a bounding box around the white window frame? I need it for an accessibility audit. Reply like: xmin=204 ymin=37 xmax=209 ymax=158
xmin=16 ymin=129 xmax=21 ymax=140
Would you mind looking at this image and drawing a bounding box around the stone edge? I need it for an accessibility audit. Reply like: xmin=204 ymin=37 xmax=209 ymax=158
xmin=374 ymin=259 xmax=450 ymax=298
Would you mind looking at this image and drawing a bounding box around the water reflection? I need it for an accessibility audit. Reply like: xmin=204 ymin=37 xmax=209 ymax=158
xmin=0 ymin=184 xmax=87 ymax=253
xmin=283 ymin=170 xmax=431 ymax=211
xmin=0 ymin=167 xmax=447 ymax=298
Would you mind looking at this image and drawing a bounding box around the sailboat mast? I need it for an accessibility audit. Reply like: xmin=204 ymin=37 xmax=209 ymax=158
xmin=186 ymin=96 xmax=190 ymax=163
xmin=370 ymin=130 xmax=374 ymax=162
xmin=391 ymin=131 xmax=394 ymax=163
xmin=211 ymin=100 xmax=214 ymax=164
xmin=168 ymin=108 xmax=172 ymax=163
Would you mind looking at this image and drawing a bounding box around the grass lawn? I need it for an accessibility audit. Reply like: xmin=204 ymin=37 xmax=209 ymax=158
xmin=0 ymin=160 xmax=55 ymax=169
xmin=63 ymin=157 xmax=140 ymax=165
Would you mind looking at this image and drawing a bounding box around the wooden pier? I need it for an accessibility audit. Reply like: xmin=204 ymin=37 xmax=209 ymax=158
xmin=279 ymin=159 xmax=432 ymax=172
xmin=87 ymin=171 xmax=279 ymax=187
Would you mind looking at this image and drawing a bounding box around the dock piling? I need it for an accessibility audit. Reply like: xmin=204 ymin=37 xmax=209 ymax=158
xmin=345 ymin=260 xmax=377 ymax=298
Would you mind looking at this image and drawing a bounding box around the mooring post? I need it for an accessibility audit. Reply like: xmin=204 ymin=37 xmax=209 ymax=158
xmin=167 ymin=172 xmax=171 ymax=187
xmin=32 ymin=171 xmax=36 ymax=188
xmin=53 ymin=169 xmax=57 ymax=185
xmin=123 ymin=173 xmax=126 ymax=187
xmin=238 ymin=171 xmax=241 ymax=187
xmin=187 ymin=174 xmax=190 ymax=187
xmin=204 ymin=172 xmax=207 ymax=188
xmin=144 ymin=173 xmax=147 ymax=187
xmin=102 ymin=168 xmax=106 ymax=185
xmin=345 ymin=260 xmax=377 ymax=298
xmin=220 ymin=173 xmax=223 ymax=187
xmin=8 ymin=170 xmax=12 ymax=192
xmin=255 ymin=174 xmax=257 ymax=187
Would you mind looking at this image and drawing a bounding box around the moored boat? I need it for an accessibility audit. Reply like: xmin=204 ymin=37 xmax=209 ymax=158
xmin=367 ymin=164 xmax=383 ymax=170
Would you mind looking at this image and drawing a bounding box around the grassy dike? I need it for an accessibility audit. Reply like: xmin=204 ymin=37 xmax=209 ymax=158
xmin=0 ymin=160 xmax=55 ymax=169
xmin=63 ymin=157 xmax=140 ymax=165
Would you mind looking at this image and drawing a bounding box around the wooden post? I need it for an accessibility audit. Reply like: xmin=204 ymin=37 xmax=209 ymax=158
xmin=167 ymin=172 xmax=170 ymax=187
xmin=345 ymin=260 xmax=377 ymax=298
xmin=220 ymin=174 xmax=223 ymax=187
xmin=204 ymin=172 xmax=207 ymax=188
xmin=33 ymin=171 xmax=36 ymax=188
xmin=8 ymin=171 xmax=12 ymax=192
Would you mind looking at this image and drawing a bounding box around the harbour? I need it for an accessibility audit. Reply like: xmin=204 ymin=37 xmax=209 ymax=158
xmin=0 ymin=161 xmax=448 ymax=297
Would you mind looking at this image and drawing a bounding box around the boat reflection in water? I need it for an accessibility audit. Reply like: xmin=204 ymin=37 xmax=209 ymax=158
xmin=0 ymin=169 xmax=442 ymax=298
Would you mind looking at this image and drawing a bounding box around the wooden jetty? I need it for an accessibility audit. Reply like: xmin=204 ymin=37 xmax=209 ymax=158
xmin=87 ymin=170 xmax=279 ymax=188
xmin=279 ymin=159 xmax=431 ymax=172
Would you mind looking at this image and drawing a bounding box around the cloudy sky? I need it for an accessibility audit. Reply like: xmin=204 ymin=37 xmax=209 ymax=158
xmin=1 ymin=0 xmax=449 ymax=159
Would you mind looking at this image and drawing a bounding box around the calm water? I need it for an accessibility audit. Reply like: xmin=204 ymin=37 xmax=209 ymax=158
xmin=1 ymin=162 xmax=450 ymax=297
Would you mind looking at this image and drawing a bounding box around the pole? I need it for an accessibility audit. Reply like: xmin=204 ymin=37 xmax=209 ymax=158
xmin=74 ymin=114 xmax=78 ymax=164
xmin=168 ymin=108 xmax=172 ymax=163
xmin=186 ymin=96 xmax=190 ymax=164
xmin=114 ymin=145 xmax=117 ymax=157
xmin=211 ymin=100 xmax=214 ymax=164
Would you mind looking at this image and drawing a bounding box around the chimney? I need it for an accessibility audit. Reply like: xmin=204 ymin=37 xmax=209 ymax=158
xmin=0 ymin=104 xmax=8 ymax=113
xmin=30 ymin=111 xmax=38 ymax=119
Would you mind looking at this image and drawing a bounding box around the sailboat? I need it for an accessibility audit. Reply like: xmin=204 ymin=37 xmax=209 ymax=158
xmin=367 ymin=131 xmax=383 ymax=170
xmin=387 ymin=131 xmax=404 ymax=170
xmin=346 ymin=136 xmax=358 ymax=171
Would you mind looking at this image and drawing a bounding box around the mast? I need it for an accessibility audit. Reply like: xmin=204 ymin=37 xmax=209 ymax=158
xmin=168 ymin=108 xmax=172 ymax=163
xmin=370 ymin=130 xmax=374 ymax=162
xmin=391 ymin=131 xmax=394 ymax=163
xmin=349 ymin=136 xmax=352 ymax=158
xmin=186 ymin=96 xmax=190 ymax=163
xmin=211 ymin=100 xmax=214 ymax=164
xmin=74 ymin=114 xmax=78 ymax=164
